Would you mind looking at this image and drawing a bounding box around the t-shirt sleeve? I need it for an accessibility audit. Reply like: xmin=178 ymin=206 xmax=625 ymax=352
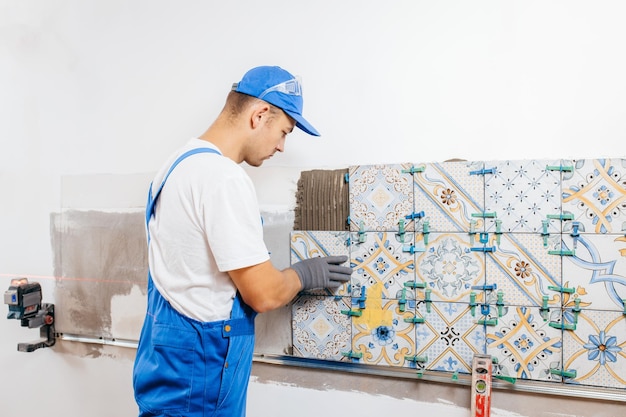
xmin=201 ymin=170 xmax=270 ymax=272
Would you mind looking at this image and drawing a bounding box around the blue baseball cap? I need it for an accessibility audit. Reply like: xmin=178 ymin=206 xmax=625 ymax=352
xmin=232 ymin=66 xmax=320 ymax=136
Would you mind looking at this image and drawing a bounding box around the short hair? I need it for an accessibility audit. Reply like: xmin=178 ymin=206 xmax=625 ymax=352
xmin=224 ymin=91 xmax=281 ymax=120
xmin=224 ymin=91 xmax=255 ymax=115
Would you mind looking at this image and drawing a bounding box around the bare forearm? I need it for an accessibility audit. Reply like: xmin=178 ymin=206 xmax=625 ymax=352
xmin=228 ymin=256 xmax=352 ymax=313
xmin=228 ymin=261 xmax=302 ymax=313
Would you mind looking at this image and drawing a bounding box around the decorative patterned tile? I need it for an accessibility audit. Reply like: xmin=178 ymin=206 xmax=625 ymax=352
xmin=351 ymin=298 xmax=416 ymax=367
xmin=561 ymin=233 xmax=626 ymax=312
xmin=562 ymin=158 xmax=626 ymax=234
xmin=414 ymin=301 xmax=486 ymax=374
xmin=348 ymin=164 xmax=414 ymax=232
xmin=416 ymin=232 xmax=486 ymax=303
xmin=290 ymin=231 xmax=351 ymax=296
xmin=486 ymin=306 xmax=563 ymax=382
xmin=486 ymin=233 xmax=562 ymax=307
xmin=292 ymin=295 xmax=351 ymax=361
xmin=292 ymin=158 xmax=626 ymax=397
xmin=484 ymin=160 xmax=563 ymax=234
xmin=412 ymin=161 xmax=485 ymax=233
xmin=562 ymin=309 xmax=626 ymax=389
xmin=350 ymin=231 xmax=416 ymax=300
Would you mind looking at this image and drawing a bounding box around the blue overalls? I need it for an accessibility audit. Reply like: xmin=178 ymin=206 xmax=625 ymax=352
xmin=133 ymin=148 xmax=257 ymax=417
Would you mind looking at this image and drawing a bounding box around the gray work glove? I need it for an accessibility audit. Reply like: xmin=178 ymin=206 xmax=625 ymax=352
xmin=291 ymin=255 xmax=353 ymax=290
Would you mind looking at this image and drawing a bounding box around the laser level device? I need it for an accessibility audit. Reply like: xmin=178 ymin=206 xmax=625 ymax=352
xmin=4 ymin=277 xmax=56 ymax=352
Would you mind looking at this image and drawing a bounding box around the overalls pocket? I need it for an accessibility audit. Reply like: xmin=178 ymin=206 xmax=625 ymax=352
xmin=134 ymin=324 xmax=197 ymax=414
xmin=215 ymin=332 xmax=255 ymax=413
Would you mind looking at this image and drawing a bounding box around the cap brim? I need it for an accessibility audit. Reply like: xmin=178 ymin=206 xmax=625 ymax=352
xmin=285 ymin=110 xmax=320 ymax=137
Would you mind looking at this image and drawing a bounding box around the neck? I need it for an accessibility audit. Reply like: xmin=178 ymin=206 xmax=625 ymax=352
xmin=198 ymin=121 xmax=245 ymax=163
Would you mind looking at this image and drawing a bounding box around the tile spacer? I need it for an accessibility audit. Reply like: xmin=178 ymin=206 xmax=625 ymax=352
xmin=471 ymin=246 xmax=496 ymax=253
xmin=470 ymin=292 xmax=477 ymax=316
xmin=541 ymin=219 xmax=550 ymax=248
xmin=358 ymin=220 xmax=366 ymax=243
xmin=549 ymin=321 xmax=576 ymax=331
xmin=496 ymin=290 xmax=505 ymax=317
xmin=354 ymin=287 xmax=367 ymax=309
xmin=398 ymin=287 xmax=408 ymax=312
xmin=405 ymin=211 xmax=426 ymax=220
xmin=493 ymin=375 xmax=517 ymax=384
xmin=494 ymin=219 xmax=502 ymax=245
xmin=401 ymin=166 xmax=425 ymax=175
xmin=404 ymin=280 xmax=427 ymax=289
xmin=546 ymin=164 xmax=574 ymax=172
xmin=547 ymin=213 xmax=575 ymax=221
xmin=469 ymin=167 xmax=497 ymax=176
xmin=340 ymin=309 xmax=362 ymax=317
xmin=404 ymin=316 xmax=426 ymax=324
xmin=550 ymin=368 xmax=577 ymax=379
xmin=472 ymin=284 xmax=497 ymax=291
xmin=342 ymin=351 xmax=363 ymax=360
xmin=405 ymin=354 xmax=428 ymax=363
xmin=397 ymin=219 xmax=406 ymax=243
xmin=572 ymin=297 xmax=581 ymax=324
xmin=547 ymin=249 xmax=575 ymax=256
xmin=548 ymin=285 xmax=575 ymax=294
xmin=423 ymin=220 xmax=430 ymax=245
xmin=424 ymin=288 xmax=432 ymax=313
xmin=472 ymin=212 xmax=497 ymax=219
xmin=403 ymin=244 xmax=426 ymax=254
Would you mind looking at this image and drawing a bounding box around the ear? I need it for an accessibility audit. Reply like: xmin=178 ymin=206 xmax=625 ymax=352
xmin=250 ymin=102 xmax=272 ymax=130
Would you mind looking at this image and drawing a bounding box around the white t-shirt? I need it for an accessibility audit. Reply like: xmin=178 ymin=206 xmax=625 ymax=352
xmin=147 ymin=138 xmax=270 ymax=322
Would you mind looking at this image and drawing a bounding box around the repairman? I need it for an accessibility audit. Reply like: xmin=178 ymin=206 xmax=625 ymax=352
xmin=133 ymin=66 xmax=353 ymax=417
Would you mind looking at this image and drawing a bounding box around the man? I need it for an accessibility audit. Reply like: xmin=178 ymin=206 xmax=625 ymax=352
xmin=133 ymin=66 xmax=352 ymax=417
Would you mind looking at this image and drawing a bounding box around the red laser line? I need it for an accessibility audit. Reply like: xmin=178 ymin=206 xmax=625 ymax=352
xmin=0 ymin=273 xmax=146 ymax=284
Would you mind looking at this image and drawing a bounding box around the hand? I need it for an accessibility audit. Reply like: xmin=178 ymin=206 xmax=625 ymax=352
xmin=291 ymin=255 xmax=353 ymax=291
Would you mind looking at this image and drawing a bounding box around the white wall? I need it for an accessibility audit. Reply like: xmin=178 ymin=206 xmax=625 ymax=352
xmin=1 ymin=1 xmax=626 ymax=416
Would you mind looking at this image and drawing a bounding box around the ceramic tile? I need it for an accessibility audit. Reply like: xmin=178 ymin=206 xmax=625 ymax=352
xmin=348 ymin=164 xmax=415 ymax=232
xmin=412 ymin=161 xmax=485 ymax=233
xmin=484 ymin=160 xmax=563 ymax=234
xmin=562 ymin=158 xmax=626 ymax=234
xmin=562 ymin=309 xmax=626 ymax=388
xmin=292 ymin=295 xmax=351 ymax=361
xmin=486 ymin=233 xmax=562 ymax=307
xmin=290 ymin=231 xmax=351 ymax=296
xmin=413 ymin=301 xmax=486 ymax=374
xmin=415 ymin=232 xmax=486 ymax=303
xmin=350 ymin=231 xmax=416 ymax=300
xmin=351 ymin=298 xmax=416 ymax=367
xmin=561 ymin=233 xmax=626 ymax=312
xmin=292 ymin=158 xmax=626 ymax=395
xmin=486 ymin=306 xmax=563 ymax=382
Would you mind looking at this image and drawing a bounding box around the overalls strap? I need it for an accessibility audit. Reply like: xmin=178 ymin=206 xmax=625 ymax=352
xmin=145 ymin=147 xmax=221 ymax=230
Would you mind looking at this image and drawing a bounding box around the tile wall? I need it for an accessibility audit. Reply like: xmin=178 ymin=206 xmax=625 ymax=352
xmin=291 ymin=159 xmax=626 ymax=391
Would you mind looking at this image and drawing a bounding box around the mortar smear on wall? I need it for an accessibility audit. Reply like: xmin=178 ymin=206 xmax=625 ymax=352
xmin=51 ymin=210 xmax=147 ymax=352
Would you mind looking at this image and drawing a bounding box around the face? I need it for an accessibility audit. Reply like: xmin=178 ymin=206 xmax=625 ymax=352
xmin=245 ymin=107 xmax=295 ymax=167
